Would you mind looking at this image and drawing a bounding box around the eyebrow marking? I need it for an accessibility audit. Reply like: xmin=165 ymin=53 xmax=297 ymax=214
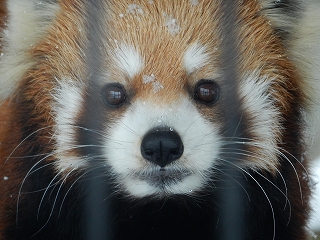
xmin=183 ymin=43 xmax=210 ymax=74
xmin=113 ymin=43 xmax=144 ymax=78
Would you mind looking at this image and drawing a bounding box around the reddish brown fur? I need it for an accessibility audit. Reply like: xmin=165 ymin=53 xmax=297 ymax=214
xmin=0 ymin=98 xmax=27 ymax=238
xmin=0 ymin=5 xmax=12 ymax=236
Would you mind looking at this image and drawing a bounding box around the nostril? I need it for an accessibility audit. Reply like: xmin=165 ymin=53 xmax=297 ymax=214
xmin=144 ymin=149 xmax=154 ymax=157
xmin=170 ymin=148 xmax=181 ymax=156
xmin=141 ymin=129 xmax=184 ymax=167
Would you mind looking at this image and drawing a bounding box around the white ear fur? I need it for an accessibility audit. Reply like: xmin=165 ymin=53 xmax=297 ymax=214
xmin=0 ymin=0 xmax=59 ymax=101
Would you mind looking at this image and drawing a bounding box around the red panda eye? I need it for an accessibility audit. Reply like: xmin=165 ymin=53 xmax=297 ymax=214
xmin=102 ymin=84 xmax=126 ymax=107
xmin=195 ymin=80 xmax=220 ymax=104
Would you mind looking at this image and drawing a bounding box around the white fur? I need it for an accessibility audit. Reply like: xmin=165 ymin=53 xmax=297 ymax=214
xmin=183 ymin=43 xmax=211 ymax=74
xmin=51 ymin=78 xmax=87 ymax=171
xmin=0 ymin=0 xmax=58 ymax=100
xmin=238 ymin=72 xmax=281 ymax=171
xmin=103 ymin=98 xmax=222 ymax=197
xmin=112 ymin=43 xmax=144 ymax=79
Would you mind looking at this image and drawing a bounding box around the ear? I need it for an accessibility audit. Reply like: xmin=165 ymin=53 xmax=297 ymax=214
xmin=0 ymin=0 xmax=59 ymax=101
xmin=260 ymin=0 xmax=320 ymax=156
xmin=258 ymin=0 xmax=303 ymax=39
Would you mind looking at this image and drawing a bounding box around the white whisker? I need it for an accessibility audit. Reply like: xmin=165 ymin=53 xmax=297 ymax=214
xmin=219 ymin=158 xmax=276 ymax=240
xmin=5 ymin=126 xmax=53 ymax=164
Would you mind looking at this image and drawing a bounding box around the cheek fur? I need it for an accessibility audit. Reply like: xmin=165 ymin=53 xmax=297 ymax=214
xmin=51 ymin=78 xmax=88 ymax=171
xmin=236 ymin=72 xmax=282 ymax=171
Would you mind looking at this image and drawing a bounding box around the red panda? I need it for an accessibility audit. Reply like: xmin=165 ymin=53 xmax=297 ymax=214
xmin=0 ymin=0 xmax=318 ymax=239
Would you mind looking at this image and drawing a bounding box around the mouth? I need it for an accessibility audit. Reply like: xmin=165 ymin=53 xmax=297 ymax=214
xmin=133 ymin=167 xmax=194 ymax=188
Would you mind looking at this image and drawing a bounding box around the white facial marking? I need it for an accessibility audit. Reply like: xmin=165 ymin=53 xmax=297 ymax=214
xmin=104 ymin=98 xmax=221 ymax=198
xmin=113 ymin=43 xmax=144 ymax=78
xmin=183 ymin=43 xmax=211 ymax=74
xmin=51 ymin=78 xmax=86 ymax=171
xmin=238 ymin=72 xmax=281 ymax=171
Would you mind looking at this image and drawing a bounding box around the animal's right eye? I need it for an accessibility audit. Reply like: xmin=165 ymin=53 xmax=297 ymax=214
xmin=102 ymin=83 xmax=127 ymax=107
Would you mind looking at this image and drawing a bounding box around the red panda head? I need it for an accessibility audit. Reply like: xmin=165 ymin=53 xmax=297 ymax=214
xmin=0 ymin=0 xmax=305 ymax=199
xmin=0 ymin=1 xmax=314 ymax=239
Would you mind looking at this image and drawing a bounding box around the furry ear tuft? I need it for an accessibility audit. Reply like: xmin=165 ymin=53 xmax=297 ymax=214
xmin=0 ymin=0 xmax=59 ymax=101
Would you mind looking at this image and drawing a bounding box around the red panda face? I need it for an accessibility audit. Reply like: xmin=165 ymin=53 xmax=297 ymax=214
xmin=45 ymin=0 xmax=285 ymax=198
xmin=0 ymin=0 xmax=314 ymax=239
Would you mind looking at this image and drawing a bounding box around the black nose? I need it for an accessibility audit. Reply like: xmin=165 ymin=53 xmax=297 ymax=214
xmin=141 ymin=129 xmax=184 ymax=167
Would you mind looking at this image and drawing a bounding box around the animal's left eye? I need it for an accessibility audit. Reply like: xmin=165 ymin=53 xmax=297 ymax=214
xmin=194 ymin=80 xmax=220 ymax=104
xmin=102 ymin=83 xmax=126 ymax=107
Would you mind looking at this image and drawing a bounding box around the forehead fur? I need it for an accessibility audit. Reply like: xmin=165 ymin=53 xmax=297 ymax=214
xmin=104 ymin=0 xmax=221 ymax=102
xmin=106 ymin=1 xmax=220 ymax=53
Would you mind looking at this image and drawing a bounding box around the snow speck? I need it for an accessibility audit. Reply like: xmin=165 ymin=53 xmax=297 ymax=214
xmin=119 ymin=13 xmax=124 ymax=18
xmin=190 ymin=0 xmax=200 ymax=5
xmin=152 ymin=81 xmax=164 ymax=93
xmin=142 ymin=74 xmax=164 ymax=93
xmin=142 ymin=74 xmax=156 ymax=84
xmin=157 ymin=116 xmax=164 ymax=123
xmin=3 ymin=176 xmax=8 ymax=181
xmin=164 ymin=15 xmax=181 ymax=36
xmin=127 ymin=4 xmax=144 ymax=15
